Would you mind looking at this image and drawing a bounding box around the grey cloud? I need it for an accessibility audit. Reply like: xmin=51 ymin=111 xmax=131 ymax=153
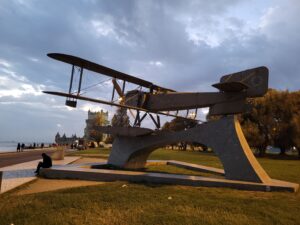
xmin=0 ymin=0 xmax=299 ymax=142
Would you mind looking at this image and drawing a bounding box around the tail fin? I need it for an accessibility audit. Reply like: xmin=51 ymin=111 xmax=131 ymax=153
xmin=212 ymin=66 xmax=269 ymax=97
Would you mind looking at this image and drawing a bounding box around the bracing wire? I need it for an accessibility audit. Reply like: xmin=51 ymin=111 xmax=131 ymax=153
xmin=81 ymin=77 xmax=112 ymax=92
xmin=72 ymin=77 xmax=112 ymax=95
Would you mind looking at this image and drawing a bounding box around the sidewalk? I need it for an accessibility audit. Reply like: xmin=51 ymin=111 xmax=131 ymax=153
xmin=0 ymin=156 xmax=80 ymax=194
xmin=0 ymin=149 xmax=56 ymax=168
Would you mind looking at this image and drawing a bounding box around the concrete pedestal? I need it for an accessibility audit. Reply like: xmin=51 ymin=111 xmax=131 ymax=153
xmin=108 ymin=116 xmax=271 ymax=183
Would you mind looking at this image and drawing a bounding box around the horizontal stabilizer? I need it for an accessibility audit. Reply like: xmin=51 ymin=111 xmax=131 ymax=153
xmin=212 ymin=81 xmax=249 ymax=92
xmin=96 ymin=126 xmax=153 ymax=137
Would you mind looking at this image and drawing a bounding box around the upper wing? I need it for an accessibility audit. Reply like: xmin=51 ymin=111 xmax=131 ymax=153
xmin=47 ymin=53 xmax=175 ymax=93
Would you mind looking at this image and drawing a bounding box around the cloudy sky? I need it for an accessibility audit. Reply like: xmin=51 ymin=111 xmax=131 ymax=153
xmin=0 ymin=0 xmax=299 ymax=143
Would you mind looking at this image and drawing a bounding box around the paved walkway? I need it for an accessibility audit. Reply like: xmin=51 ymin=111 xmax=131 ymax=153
xmin=0 ymin=148 xmax=56 ymax=168
xmin=41 ymin=160 xmax=299 ymax=192
xmin=0 ymin=156 xmax=80 ymax=194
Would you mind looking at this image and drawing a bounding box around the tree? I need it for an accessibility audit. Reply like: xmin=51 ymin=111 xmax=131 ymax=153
xmin=240 ymin=89 xmax=300 ymax=156
xmin=290 ymin=91 xmax=300 ymax=158
xmin=168 ymin=117 xmax=198 ymax=132
xmin=104 ymin=135 xmax=114 ymax=144
xmin=85 ymin=110 xmax=109 ymax=142
xmin=88 ymin=130 xmax=103 ymax=142
xmin=108 ymin=107 xmax=131 ymax=143
xmin=162 ymin=118 xmax=198 ymax=150
xmin=240 ymin=90 xmax=286 ymax=155
xmin=240 ymin=119 xmax=265 ymax=155
xmin=291 ymin=115 xmax=300 ymax=158
xmin=111 ymin=108 xmax=130 ymax=127
xmin=269 ymin=90 xmax=295 ymax=155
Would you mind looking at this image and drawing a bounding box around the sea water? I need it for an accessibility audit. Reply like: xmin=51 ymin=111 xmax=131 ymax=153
xmin=0 ymin=142 xmax=19 ymax=153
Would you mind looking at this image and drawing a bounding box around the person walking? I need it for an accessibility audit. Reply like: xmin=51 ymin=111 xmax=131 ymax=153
xmin=21 ymin=143 xmax=25 ymax=151
xmin=16 ymin=143 xmax=21 ymax=152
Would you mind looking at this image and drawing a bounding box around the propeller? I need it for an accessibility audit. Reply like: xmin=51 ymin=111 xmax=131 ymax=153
xmin=112 ymin=78 xmax=136 ymax=119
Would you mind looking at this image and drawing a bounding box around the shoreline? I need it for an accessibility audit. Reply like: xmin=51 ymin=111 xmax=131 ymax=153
xmin=0 ymin=149 xmax=15 ymax=154
xmin=0 ymin=147 xmax=56 ymax=155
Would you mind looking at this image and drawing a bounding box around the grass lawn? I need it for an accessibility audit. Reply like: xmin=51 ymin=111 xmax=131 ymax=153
xmin=0 ymin=148 xmax=299 ymax=225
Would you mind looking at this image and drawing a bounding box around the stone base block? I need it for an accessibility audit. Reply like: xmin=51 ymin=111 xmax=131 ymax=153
xmin=40 ymin=160 xmax=299 ymax=193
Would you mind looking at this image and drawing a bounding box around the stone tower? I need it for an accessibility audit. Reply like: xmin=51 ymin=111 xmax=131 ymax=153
xmin=84 ymin=110 xmax=109 ymax=142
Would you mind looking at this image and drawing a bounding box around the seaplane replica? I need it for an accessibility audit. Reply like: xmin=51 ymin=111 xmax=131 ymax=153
xmin=45 ymin=53 xmax=270 ymax=173
xmin=44 ymin=53 xmax=268 ymax=135
xmin=41 ymin=53 xmax=299 ymax=192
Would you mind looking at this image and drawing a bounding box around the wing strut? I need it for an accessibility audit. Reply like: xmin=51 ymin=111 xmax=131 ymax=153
xmin=139 ymin=112 xmax=148 ymax=124
xmin=194 ymin=108 xmax=198 ymax=119
xmin=133 ymin=110 xmax=149 ymax=127
xmin=186 ymin=109 xmax=190 ymax=118
xmin=149 ymin=114 xmax=161 ymax=129
xmin=65 ymin=65 xmax=80 ymax=108
xmin=77 ymin=67 xmax=83 ymax=96
xmin=133 ymin=110 xmax=140 ymax=127
xmin=111 ymin=85 xmax=115 ymax=102
xmin=122 ymin=81 xmax=126 ymax=95
xmin=68 ymin=65 xmax=75 ymax=94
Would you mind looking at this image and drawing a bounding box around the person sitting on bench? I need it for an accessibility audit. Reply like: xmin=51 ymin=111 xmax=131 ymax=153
xmin=35 ymin=153 xmax=52 ymax=175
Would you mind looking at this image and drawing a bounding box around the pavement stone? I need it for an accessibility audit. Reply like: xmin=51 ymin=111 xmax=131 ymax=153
xmin=0 ymin=156 xmax=80 ymax=194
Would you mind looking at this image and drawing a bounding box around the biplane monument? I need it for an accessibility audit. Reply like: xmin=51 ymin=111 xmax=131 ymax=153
xmin=43 ymin=53 xmax=298 ymax=192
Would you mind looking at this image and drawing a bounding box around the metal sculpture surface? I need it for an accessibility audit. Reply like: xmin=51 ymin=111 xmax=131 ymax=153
xmin=107 ymin=116 xmax=271 ymax=183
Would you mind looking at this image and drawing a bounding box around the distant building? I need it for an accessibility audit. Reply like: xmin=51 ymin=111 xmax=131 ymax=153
xmin=84 ymin=110 xmax=109 ymax=142
xmin=55 ymin=132 xmax=77 ymax=145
